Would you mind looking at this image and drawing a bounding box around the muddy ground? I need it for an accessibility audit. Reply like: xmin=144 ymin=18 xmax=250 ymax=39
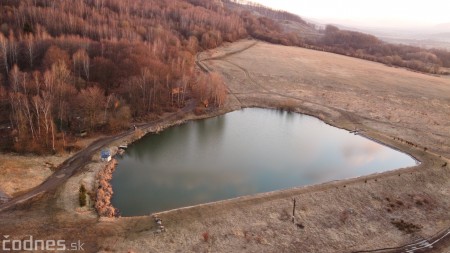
xmin=0 ymin=40 xmax=450 ymax=253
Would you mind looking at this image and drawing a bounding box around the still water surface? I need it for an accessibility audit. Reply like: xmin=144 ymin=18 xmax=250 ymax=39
xmin=111 ymin=108 xmax=416 ymax=216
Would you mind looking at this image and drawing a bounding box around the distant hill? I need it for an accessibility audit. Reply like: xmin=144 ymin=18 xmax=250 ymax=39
xmin=309 ymin=20 xmax=450 ymax=49
xmin=223 ymin=0 xmax=321 ymax=40
xmin=434 ymin=22 xmax=450 ymax=31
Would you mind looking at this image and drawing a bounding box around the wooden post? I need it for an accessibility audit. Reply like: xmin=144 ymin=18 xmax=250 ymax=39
xmin=292 ymin=198 xmax=296 ymax=223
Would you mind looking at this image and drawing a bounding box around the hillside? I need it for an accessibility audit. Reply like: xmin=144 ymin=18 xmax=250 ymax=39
xmin=223 ymin=0 xmax=321 ymax=39
xmin=0 ymin=0 xmax=449 ymax=154
xmin=1 ymin=39 xmax=449 ymax=253
xmin=0 ymin=0 xmax=266 ymax=153
xmin=222 ymin=0 xmax=450 ymax=74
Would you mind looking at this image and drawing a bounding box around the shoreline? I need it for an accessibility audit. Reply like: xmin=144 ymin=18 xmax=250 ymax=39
xmin=104 ymin=106 xmax=427 ymax=219
xmin=90 ymin=106 xmax=239 ymax=217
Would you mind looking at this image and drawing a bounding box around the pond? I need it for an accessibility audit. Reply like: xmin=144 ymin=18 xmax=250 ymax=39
xmin=111 ymin=108 xmax=417 ymax=216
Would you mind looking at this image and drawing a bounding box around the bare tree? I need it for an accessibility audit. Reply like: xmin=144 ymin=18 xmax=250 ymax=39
xmin=104 ymin=93 xmax=115 ymax=122
xmin=24 ymin=33 xmax=35 ymax=69
xmin=9 ymin=65 xmax=20 ymax=92
xmin=76 ymin=86 xmax=105 ymax=130
xmin=8 ymin=32 xmax=18 ymax=67
xmin=22 ymin=93 xmax=36 ymax=140
xmin=0 ymin=33 xmax=9 ymax=75
xmin=32 ymin=95 xmax=42 ymax=137
xmin=41 ymin=91 xmax=55 ymax=150
xmin=73 ymin=49 xmax=90 ymax=80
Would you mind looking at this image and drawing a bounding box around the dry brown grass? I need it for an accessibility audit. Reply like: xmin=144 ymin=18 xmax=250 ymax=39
xmin=2 ymin=41 xmax=450 ymax=253
xmin=0 ymin=136 xmax=101 ymax=197
xmin=209 ymin=40 xmax=450 ymax=156
xmin=0 ymin=154 xmax=65 ymax=196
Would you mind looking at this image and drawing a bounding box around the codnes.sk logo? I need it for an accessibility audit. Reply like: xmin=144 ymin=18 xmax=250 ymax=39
xmin=1 ymin=235 xmax=84 ymax=251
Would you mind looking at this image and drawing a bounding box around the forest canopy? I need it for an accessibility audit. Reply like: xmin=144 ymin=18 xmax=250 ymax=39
xmin=0 ymin=0 xmax=242 ymax=153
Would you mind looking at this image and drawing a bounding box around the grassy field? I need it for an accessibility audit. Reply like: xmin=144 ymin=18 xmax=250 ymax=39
xmin=204 ymin=40 xmax=450 ymax=157
xmin=119 ymin=40 xmax=450 ymax=252
xmin=1 ymin=40 xmax=450 ymax=252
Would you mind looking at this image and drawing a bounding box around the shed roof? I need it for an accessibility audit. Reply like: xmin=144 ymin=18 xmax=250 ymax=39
xmin=101 ymin=150 xmax=111 ymax=158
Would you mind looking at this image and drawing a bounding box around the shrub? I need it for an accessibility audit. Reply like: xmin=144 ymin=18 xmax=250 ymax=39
xmin=194 ymin=106 xmax=206 ymax=115
xmin=279 ymin=99 xmax=297 ymax=112
xmin=339 ymin=210 xmax=349 ymax=223
xmin=391 ymin=219 xmax=421 ymax=234
xmin=79 ymin=185 xmax=87 ymax=207
xmin=202 ymin=232 xmax=209 ymax=242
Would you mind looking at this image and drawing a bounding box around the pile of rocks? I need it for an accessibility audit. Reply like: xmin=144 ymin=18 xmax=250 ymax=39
xmin=153 ymin=215 xmax=166 ymax=233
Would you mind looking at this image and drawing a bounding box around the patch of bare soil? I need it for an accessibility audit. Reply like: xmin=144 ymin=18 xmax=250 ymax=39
xmin=0 ymin=136 xmax=102 ymax=197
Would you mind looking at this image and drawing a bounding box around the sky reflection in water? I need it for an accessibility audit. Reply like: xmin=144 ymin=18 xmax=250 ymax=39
xmin=111 ymin=108 xmax=416 ymax=216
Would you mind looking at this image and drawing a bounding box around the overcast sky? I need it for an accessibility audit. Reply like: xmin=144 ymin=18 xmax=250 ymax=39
xmin=250 ymin=0 xmax=450 ymax=28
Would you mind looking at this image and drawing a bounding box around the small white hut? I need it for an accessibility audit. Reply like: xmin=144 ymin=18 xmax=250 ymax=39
xmin=101 ymin=150 xmax=111 ymax=162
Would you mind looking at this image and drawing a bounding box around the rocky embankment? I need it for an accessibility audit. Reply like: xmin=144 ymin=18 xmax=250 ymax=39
xmin=95 ymin=159 xmax=118 ymax=217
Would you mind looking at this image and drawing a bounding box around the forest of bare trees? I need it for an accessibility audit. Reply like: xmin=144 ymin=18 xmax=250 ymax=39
xmin=0 ymin=0 xmax=449 ymax=154
xmin=316 ymin=25 xmax=450 ymax=74
xmin=0 ymin=0 xmax=238 ymax=153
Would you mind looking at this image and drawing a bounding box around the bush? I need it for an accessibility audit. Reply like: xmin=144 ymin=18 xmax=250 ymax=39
xmin=79 ymin=185 xmax=87 ymax=207
xmin=194 ymin=106 xmax=206 ymax=115
xmin=279 ymin=99 xmax=297 ymax=112
xmin=202 ymin=232 xmax=209 ymax=242
xmin=391 ymin=219 xmax=421 ymax=234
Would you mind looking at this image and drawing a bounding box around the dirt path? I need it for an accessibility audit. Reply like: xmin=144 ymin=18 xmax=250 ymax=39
xmin=203 ymin=45 xmax=448 ymax=163
xmin=0 ymin=102 xmax=196 ymax=212
xmin=196 ymin=45 xmax=251 ymax=107
xmin=0 ymin=134 xmax=126 ymax=212
xmin=199 ymin=43 xmax=366 ymax=137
